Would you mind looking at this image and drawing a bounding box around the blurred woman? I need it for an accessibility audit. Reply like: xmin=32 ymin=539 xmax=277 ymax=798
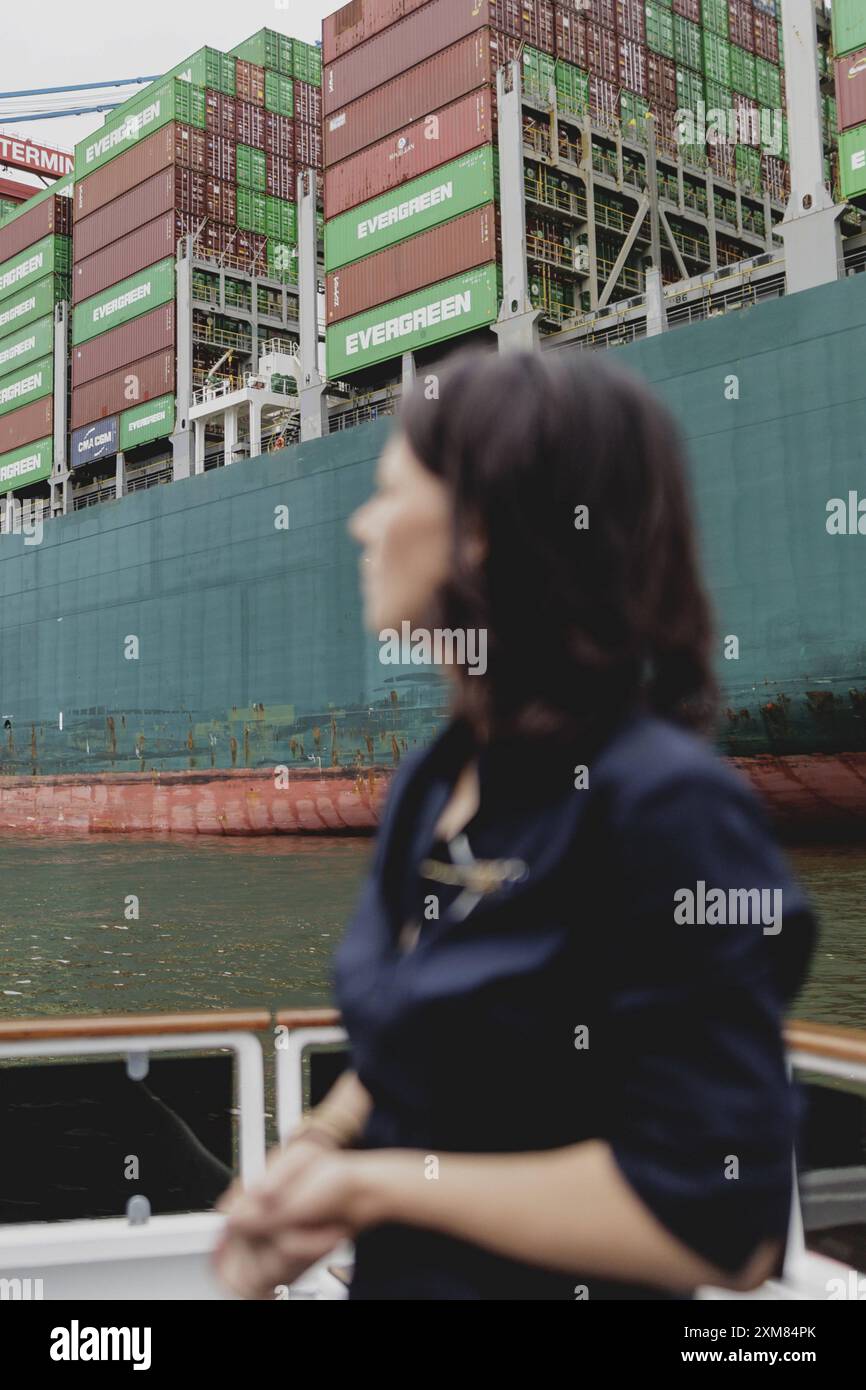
xmin=216 ymin=349 xmax=815 ymax=1301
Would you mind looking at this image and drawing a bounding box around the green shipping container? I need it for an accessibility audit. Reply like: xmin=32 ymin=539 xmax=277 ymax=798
xmin=730 ymin=45 xmax=756 ymax=98
xmin=325 ymin=146 xmax=496 ymax=272
xmin=840 ymin=124 xmax=866 ymax=199
xmin=703 ymin=32 xmax=731 ymax=87
xmin=0 ymin=313 xmax=54 ymax=375
xmin=555 ymin=60 xmax=589 ymax=116
xmin=0 ymin=435 xmax=52 ymax=496
xmin=674 ymin=16 xmax=703 ymax=71
xmin=755 ymin=57 xmax=781 ymax=109
xmin=72 ymin=258 xmax=174 ymax=346
xmin=0 ymin=353 xmax=53 ymax=417
xmin=833 ymin=0 xmax=866 ymax=59
xmin=701 ymin=0 xmax=728 ymax=38
xmin=646 ymin=5 xmax=675 ymax=59
xmin=120 ymin=394 xmax=175 ymax=451
xmin=676 ymin=67 xmax=703 ymax=113
xmin=160 ymin=46 xmax=236 ymax=97
xmin=523 ymin=46 xmax=555 ymax=98
xmin=0 ymin=235 xmax=70 ymax=306
xmin=0 ymin=275 xmax=65 ymax=339
xmin=293 ymin=40 xmax=321 ymax=85
xmin=266 ymin=197 xmax=297 ymax=244
xmin=265 ymin=71 xmax=294 ymax=117
xmin=735 ymin=145 xmax=762 ymax=191
xmin=621 ymin=91 xmax=650 ymax=135
xmin=232 ymin=28 xmax=294 ymax=76
xmin=327 ymin=264 xmax=499 ymax=377
xmin=704 ymin=82 xmax=732 ymax=115
xmin=267 ymin=241 xmax=298 ymax=282
xmin=237 ymin=145 xmax=267 ymax=191
xmin=75 ymin=78 xmax=206 ymax=178
xmin=238 ymin=189 xmax=268 ymax=234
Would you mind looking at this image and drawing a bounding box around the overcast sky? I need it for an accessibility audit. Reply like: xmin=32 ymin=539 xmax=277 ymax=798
xmin=1 ymin=0 xmax=334 ymax=190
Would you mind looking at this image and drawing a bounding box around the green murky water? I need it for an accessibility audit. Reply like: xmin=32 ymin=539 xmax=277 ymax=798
xmin=0 ymin=837 xmax=862 ymax=1028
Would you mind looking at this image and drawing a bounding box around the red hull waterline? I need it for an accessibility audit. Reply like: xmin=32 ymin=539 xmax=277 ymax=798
xmin=1 ymin=754 xmax=866 ymax=835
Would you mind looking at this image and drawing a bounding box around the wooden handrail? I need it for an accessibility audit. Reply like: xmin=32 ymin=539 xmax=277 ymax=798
xmin=785 ymin=1019 xmax=866 ymax=1067
xmin=0 ymin=1009 xmax=271 ymax=1042
xmin=274 ymin=1008 xmax=342 ymax=1031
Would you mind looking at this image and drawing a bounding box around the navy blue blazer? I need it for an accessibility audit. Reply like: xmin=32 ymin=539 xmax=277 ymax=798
xmin=333 ymin=710 xmax=817 ymax=1300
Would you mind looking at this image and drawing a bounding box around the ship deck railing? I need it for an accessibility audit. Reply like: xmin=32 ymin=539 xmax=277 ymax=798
xmin=0 ymin=1010 xmax=863 ymax=1301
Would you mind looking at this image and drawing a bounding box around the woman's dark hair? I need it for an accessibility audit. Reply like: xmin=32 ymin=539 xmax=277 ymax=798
xmin=399 ymin=348 xmax=717 ymax=749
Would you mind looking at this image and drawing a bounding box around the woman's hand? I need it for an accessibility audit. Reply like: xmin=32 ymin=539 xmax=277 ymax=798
xmin=213 ymin=1144 xmax=391 ymax=1299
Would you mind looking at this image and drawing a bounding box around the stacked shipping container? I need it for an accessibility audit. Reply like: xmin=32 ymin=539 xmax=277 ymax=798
xmin=0 ymin=186 xmax=71 ymax=495
xmin=833 ymin=0 xmax=866 ymax=201
xmin=69 ymin=30 xmax=323 ymax=461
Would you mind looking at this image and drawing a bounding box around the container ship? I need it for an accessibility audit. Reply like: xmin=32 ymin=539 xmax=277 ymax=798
xmin=0 ymin=0 xmax=864 ymax=836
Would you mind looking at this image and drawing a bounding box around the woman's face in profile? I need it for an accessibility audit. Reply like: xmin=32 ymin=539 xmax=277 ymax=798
xmin=349 ymin=432 xmax=452 ymax=635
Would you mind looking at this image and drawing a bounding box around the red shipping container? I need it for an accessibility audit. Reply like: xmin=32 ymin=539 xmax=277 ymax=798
xmin=615 ymin=0 xmax=645 ymax=42
xmin=295 ymin=81 xmax=323 ymax=128
xmin=324 ymin=0 xmax=405 ymax=63
xmin=672 ymin=0 xmax=700 ymax=20
xmin=265 ymin=112 xmax=296 ymax=158
xmin=231 ymin=230 xmax=267 ymax=273
xmin=618 ymin=37 xmax=647 ymax=95
xmin=71 ymin=350 xmax=174 ymax=429
xmin=555 ymin=9 xmax=589 ymax=66
xmin=73 ymin=167 xmax=205 ymax=260
xmin=0 ymin=397 xmax=52 ymax=454
xmin=206 ymin=177 xmax=236 ymax=224
xmin=324 ymin=88 xmax=493 ymax=217
xmin=206 ymin=134 xmax=235 ymax=181
xmin=326 ymin=203 xmax=496 ymax=323
xmin=73 ymin=212 xmax=192 ymax=304
xmin=323 ymin=0 xmax=502 ymax=114
xmin=753 ymin=9 xmax=778 ymax=62
xmin=709 ymin=141 xmax=737 ymax=181
xmin=0 ymin=193 xmax=71 ymax=265
xmin=522 ymin=0 xmax=556 ymax=54
xmin=268 ymin=154 xmax=298 ymax=199
xmin=74 ymin=125 xmax=172 ymax=221
xmin=72 ymin=302 xmax=175 ymax=388
xmin=587 ymin=24 xmax=617 ymax=82
xmin=205 ymin=90 xmax=237 ymax=141
xmin=236 ymin=60 xmax=265 ymax=106
xmin=325 ymin=30 xmax=520 ymax=165
xmin=728 ymin=0 xmax=755 ymax=53
xmin=762 ymin=153 xmax=789 ymax=202
xmin=176 ymin=125 xmax=207 ymax=173
xmin=589 ymin=74 xmax=619 ymax=121
xmin=732 ymin=91 xmax=760 ymax=143
xmin=295 ymin=123 xmax=323 ymax=169
xmin=654 ymin=106 xmax=681 ymax=156
xmin=836 ymin=48 xmax=866 ymax=133
xmin=587 ymin=0 xmax=615 ymax=28
xmin=647 ymin=51 xmax=676 ymax=109
xmin=236 ymin=100 xmax=265 ymax=149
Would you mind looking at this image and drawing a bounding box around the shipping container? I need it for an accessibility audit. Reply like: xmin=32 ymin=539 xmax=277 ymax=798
xmin=71 ymin=349 xmax=175 ymax=429
xmin=0 ymin=314 xmax=54 ymax=375
xmin=833 ymin=0 xmax=866 ymax=59
xmin=839 ymin=123 xmax=866 ymax=199
xmin=205 ymin=91 xmax=237 ymax=141
xmin=673 ymin=14 xmax=702 ymax=69
xmin=325 ymin=88 xmax=493 ymax=218
xmin=0 ymin=353 xmax=53 ymax=418
xmin=588 ymin=0 xmax=616 ymax=29
xmin=326 ymin=145 xmax=495 ymax=270
xmin=0 ymin=435 xmax=52 ymax=495
xmin=74 ymin=79 xmax=207 ymax=179
xmin=327 ymin=261 xmax=498 ymax=376
xmin=0 ymin=396 xmax=53 ymax=454
xmin=120 ymin=393 xmax=176 ymax=451
xmin=730 ymin=42 xmax=756 ymax=97
xmin=0 ymin=275 xmax=65 ymax=340
xmin=295 ymin=81 xmax=323 ymax=129
xmin=205 ymin=177 xmax=236 ymax=224
xmin=587 ymin=24 xmax=618 ymax=83
xmin=238 ymin=188 xmax=268 ymax=234
xmin=701 ymin=0 xmax=729 ymax=35
xmin=206 ymin=134 xmax=235 ymax=181
xmin=322 ymin=0 xmax=503 ymax=115
xmin=265 ymin=113 xmax=296 ymax=159
xmin=645 ymin=4 xmax=675 ymax=59
xmin=0 ymin=235 xmax=70 ymax=305
xmin=589 ymin=74 xmax=620 ymax=121
xmin=159 ymin=46 xmax=236 ymax=97
xmin=266 ymin=154 xmax=297 ymax=200
xmin=555 ymin=59 xmax=590 ymax=116
xmin=232 ymin=28 xmax=295 ymax=77
xmin=0 ymin=193 xmax=71 ymax=267
xmin=325 ymin=30 xmax=516 ymax=166
xmin=74 ymin=168 xmax=204 ymax=261
xmin=836 ymin=49 xmax=866 ymax=134
xmin=728 ymin=0 xmax=754 ymax=53
xmin=236 ymin=101 xmax=266 ymax=149
xmin=752 ymin=8 xmax=778 ymax=62
xmin=616 ymin=0 xmax=646 ymax=43
xmin=265 ymin=73 xmax=295 ymax=119
xmin=647 ymin=49 xmax=677 ymax=106
xmin=555 ymin=9 xmax=589 ymax=67
xmin=73 ymin=125 xmax=206 ymax=220
xmin=704 ymin=31 xmax=732 ymax=86
xmin=236 ymin=60 xmax=265 ymax=106
xmin=618 ymin=37 xmax=648 ymax=94
xmin=294 ymin=124 xmax=322 ymax=172
xmin=73 ymin=302 xmax=175 ymax=388
xmin=72 ymin=259 xmax=175 ymax=346
xmin=73 ymin=213 xmax=188 ymax=305
xmin=672 ymin=0 xmax=700 ymax=19
xmin=324 ymin=0 xmax=428 ymax=63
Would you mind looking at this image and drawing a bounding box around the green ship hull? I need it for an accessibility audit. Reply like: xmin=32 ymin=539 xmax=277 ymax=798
xmin=1 ymin=272 xmax=865 ymax=834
